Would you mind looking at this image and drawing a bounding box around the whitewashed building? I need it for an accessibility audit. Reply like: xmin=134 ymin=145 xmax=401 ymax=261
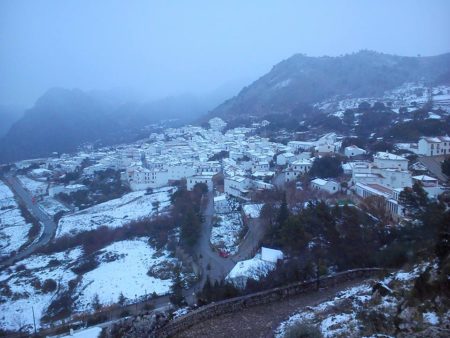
xmin=224 ymin=176 xmax=251 ymax=199
xmin=261 ymin=247 xmax=284 ymax=263
xmin=186 ymin=174 xmax=214 ymax=191
xmin=276 ymin=152 xmax=296 ymax=166
xmin=373 ymin=152 xmax=408 ymax=171
xmin=412 ymin=175 xmax=444 ymax=198
xmin=355 ymin=182 xmax=403 ymax=218
xmin=311 ymin=178 xmax=340 ymax=194
xmin=418 ymin=136 xmax=450 ymax=156
xmin=344 ymin=145 xmax=366 ymax=157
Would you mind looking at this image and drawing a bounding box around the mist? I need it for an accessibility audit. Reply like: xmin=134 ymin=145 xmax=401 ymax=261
xmin=1 ymin=0 xmax=449 ymax=107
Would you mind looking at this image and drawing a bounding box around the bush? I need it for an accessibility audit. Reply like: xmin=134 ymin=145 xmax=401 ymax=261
xmin=284 ymin=322 xmax=323 ymax=338
xmin=309 ymin=156 xmax=343 ymax=178
xmin=71 ymin=256 xmax=99 ymax=275
xmin=42 ymin=279 xmax=57 ymax=293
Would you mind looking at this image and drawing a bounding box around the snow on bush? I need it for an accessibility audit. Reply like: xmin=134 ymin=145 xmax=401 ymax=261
xmin=56 ymin=187 xmax=173 ymax=237
xmin=210 ymin=212 xmax=243 ymax=254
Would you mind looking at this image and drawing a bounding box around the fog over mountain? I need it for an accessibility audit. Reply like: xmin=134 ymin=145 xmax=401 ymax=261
xmin=0 ymin=0 xmax=449 ymax=162
xmin=0 ymin=85 xmax=242 ymax=162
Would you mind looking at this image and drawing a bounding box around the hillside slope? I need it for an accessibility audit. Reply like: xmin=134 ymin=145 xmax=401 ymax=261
xmin=211 ymin=51 xmax=450 ymax=119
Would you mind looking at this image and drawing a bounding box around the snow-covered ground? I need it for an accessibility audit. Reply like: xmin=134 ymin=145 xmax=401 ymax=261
xmin=316 ymin=83 xmax=450 ymax=116
xmin=225 ymin=254 xmax=275 ymax=289
xmin=0 ymin=181 xmax=31 ymax=257
xmin=60 ymin=326 xmax=102 ymax=338
xmin=40 ymin=196 xmax=70 ymax=217
xmin=274 ymin=263 xmax=442 ymax=338
xmin=210 ymin=212 xmax=244 ymax=254
xmin=56 ymin=187 xmax=174 ymax=237
xmin=243 ymin=203 xmax=263 ymax=218
xmin=0 ymin=237 xmax=180 ymax=333
xmin=74 ymin=239 xmax=175 ymax=311
xmin=17 ymin=175 xmax=48 ymax=196
xmin=0 ymin=247 xmax=82 ymax=332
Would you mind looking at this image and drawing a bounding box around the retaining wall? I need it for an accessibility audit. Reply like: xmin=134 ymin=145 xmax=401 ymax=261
xmin=156 ymin=268 xmax=390 ymax=337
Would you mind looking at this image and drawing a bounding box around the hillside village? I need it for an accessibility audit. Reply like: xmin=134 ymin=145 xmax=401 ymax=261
xmin=0 ymin=82 xmax=449 ymax=336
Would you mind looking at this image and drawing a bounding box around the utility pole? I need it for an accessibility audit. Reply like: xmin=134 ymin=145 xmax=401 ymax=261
xmin=32 ymin=306 xmax=37 ymax=335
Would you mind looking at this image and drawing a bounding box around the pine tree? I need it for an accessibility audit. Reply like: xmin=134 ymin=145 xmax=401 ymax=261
xmin=92 ymin=293 xmax=101 ymax=311
xmin=118 ymin=292 xmax=126 ymax=306
xmin=169 ymin=265 xmax=185 ymax=306
xmin=277 ymin=193 xmax=289 ymax=227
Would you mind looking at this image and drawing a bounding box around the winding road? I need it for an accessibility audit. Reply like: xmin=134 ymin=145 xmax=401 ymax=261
xmin=192 ymin=191 xmax=268 ymax=295
xmin=0 ymin=174 xmax=57 ymax=268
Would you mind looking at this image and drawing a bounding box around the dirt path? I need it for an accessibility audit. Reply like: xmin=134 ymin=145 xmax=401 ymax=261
xmin=174 ymin=277 xmax=372 ymax=338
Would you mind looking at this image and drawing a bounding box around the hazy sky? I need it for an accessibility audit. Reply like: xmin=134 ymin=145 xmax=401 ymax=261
xmin=1 ymin=0 xmax=449 ymax=107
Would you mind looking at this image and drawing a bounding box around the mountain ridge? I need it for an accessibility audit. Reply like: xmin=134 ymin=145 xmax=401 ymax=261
xmin=210 ymin=50 xmax=450 ymax=119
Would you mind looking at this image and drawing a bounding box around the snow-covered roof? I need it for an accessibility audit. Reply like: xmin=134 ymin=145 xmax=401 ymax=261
xmin=412 ymin=175 xmax=437 ymax=181
xmin=421 ymin=136 xmax=450 ymax=143
xmin=261 ymin=247 xmax=284 ymax=263
xmin=311 ymin=178 xmax=328 ymax=186
xmin=374 ymin=152 xmax=406 ymax=161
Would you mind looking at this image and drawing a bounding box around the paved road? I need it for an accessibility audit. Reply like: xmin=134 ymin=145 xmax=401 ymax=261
xmin=192 ymin=192 xmax=269 ymax=297
xmin=0 ymin=175 xmax=58 ymax=268
xmin=194 ymin=192 xmax=235 ymax=289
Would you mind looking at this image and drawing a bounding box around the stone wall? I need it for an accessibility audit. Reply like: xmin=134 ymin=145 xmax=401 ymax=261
xmin=156 ymin=268 xmax=390 ymax=337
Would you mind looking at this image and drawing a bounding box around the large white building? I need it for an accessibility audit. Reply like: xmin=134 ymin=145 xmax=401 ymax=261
xmin=126 ymin=166 xmax=169 ymax=191
xmin=351 ymin=164 xmax=412 ymax=189
xmin=373 ymin=152 xmax=408 ymax=171
xmin=418 ymin=136 xmax=450 ymax=156
xmin=186 ymin=174 xmax=214 ymax=191
xmin=355 ymin=182 xmax=403 ymax=219
xmin=284 ymin=159 xmax=313 ymax=183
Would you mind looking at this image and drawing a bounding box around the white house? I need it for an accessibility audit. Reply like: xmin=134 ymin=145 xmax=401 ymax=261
xmin=126 ymin=166 xmax=169 ymax=191
xmin=284 ymin=159 xmax=313 ymax=183
xmin=290 ymin=159 xmax=313 ymax=173
xmin=186 ymin=174 xmax=214 ymax=191
xmin=276 ymin=152 xmax=296 ymax=166
xmin=261 ymin=247 xmax=284 ymax=263
xmin=167 ymin=164 xmax=196 ymax=181
xmin=344 ymin=145 xmax=366 ymax=157
xmin=224 ymin=176 xmax=251 ymax=199
xmin=252 ymin=161 xmax=270 ymax=173
xmin=373 ymin=152 xmax=408 ymax=171
xmin=287 ymin=140 xmax=314 ymax=152
xmin=316 ymin=143 xmax=337 ymax=154
xmin=418 ymin=136 xmax=450 ymax=156
xmin=412 ymin=175 xmax=444 ymax=199
xmin=311 ymin=178 xmax=340 ymax=194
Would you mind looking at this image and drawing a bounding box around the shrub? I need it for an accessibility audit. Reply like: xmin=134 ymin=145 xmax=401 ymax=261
xmin=71 ymin=256 xmax=99 ymax=275
xmin=42 ymin=279 xmax=57 ymax=293
xmin=284 ymin=322 xmax=323 ymax=338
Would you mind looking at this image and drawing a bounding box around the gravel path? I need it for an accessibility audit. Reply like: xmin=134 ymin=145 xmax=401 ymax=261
xmin=174 ymin=277 xmax=372 ymax=338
